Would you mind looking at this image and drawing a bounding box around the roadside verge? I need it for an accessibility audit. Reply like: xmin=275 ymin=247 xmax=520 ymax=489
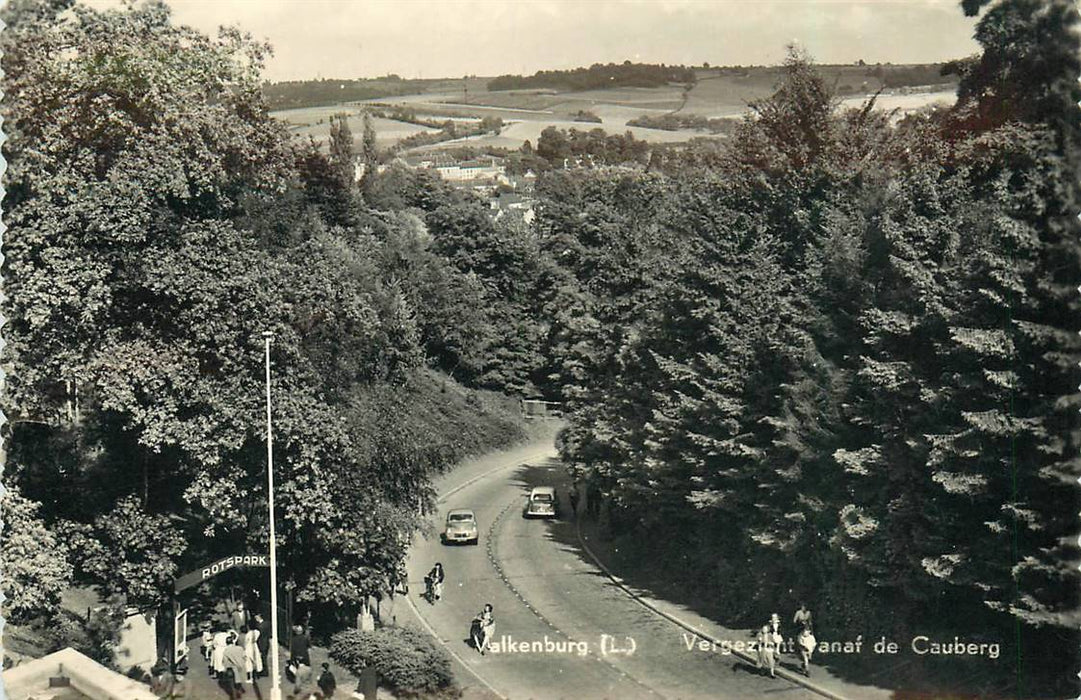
xmin=573 ymin=515 xmax=893 ymax=700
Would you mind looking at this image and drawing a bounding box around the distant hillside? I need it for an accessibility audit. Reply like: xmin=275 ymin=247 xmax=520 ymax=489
xmin=262 ymin=76 xmax=481 ymax=111
xmin=263 ymin=62 xmax=958 ymax=113
xmin=487 ymin=62 xmax=697 ymax=92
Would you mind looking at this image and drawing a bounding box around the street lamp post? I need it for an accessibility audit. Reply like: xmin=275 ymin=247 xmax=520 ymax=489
xmin=264 ymin=331 xmax=283 ymax=700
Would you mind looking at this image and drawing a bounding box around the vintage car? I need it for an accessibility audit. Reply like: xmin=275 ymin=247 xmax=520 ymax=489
xmin=523 ymin=486 xmax=559 ymax=519
xmin=442 ymin=508 xmax=479 ymax=545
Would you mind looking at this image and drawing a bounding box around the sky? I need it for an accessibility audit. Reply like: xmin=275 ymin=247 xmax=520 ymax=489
xmin=86 ymin=0 xmax=983 ymax=83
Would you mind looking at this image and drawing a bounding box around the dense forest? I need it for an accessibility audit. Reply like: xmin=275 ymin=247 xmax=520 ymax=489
xmin=1 ymin=0 xmax=1078 ymax=696
xmin=540 ymin=4 xmax=1081 ymax=696
xmin=0 ymin=0 xmax=537 ymax=651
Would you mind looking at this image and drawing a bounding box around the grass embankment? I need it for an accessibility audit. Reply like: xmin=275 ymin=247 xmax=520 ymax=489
xmin=403 ymin=369 xmax=530 ymax=464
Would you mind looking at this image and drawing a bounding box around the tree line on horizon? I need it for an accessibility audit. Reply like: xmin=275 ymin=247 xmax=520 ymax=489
xmin=487 ymin=61 xmax=697 ymax=92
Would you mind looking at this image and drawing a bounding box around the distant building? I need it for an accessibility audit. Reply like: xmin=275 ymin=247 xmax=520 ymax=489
xmin=491 ymin=192 xmax=536 ymax=224
xmin=507 ymin=170 xmax=537 ymax=192
xmin=398 ymin=153 xmax=508 ymax=186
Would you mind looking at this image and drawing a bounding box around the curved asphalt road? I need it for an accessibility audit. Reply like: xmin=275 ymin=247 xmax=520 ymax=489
xmin=406 ymin=434 xmax=819 ymax=700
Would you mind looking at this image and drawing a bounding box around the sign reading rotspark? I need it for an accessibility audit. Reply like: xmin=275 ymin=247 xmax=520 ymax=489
xmin=174 ymin=554 xmax=270 ymax=593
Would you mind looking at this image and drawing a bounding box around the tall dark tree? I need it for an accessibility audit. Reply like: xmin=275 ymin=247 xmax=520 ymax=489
xmin=329 ymin=113 xmax=356 ymax=187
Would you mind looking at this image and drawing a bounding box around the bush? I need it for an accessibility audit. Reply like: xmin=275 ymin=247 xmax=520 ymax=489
xmin=626 ymin=113 xmax=738 ymax=134
xmin=330 ymin=626 xmax=458 ymax=698
xmin=38 ymin=602 xmax=125 ymax=669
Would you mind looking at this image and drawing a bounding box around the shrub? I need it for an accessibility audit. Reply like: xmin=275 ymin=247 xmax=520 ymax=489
xmin=330 ymin=626 xmax=458 ymax=698
xmin=38 ymin=602 xmax=125 ymax=669
xmin=626 ymin=113 xmax=738 ymax=134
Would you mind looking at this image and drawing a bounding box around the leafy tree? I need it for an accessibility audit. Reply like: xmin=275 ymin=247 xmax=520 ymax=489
xmin=536 ymin=126 xmax=570 ymax=164
xmin=362 ymin=112 xmax=378 ymax=167
xmin=0 ymin=488 xmax=73 ymax=624
xmin=1 ymin=0 xmax=524 ymax=625
xmin=329 ymin=113 xmax=356 ymax=187
xmin=425 ymin=202 xmax=547 ymax=393
xmin=953 ymin=0 xmax=1081 ymax=144
xmin=61 ymin=496 xmax=187 ymax=607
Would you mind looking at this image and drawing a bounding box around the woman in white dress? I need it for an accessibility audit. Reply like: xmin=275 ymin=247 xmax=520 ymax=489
xmin=211 ymin=627 xmax=230 ymax=679
xmin=243 ymin=624 xmax=263 ymax=683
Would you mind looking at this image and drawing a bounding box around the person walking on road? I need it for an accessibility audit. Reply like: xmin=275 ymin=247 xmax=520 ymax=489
xmin=756 ymin=625 xmax=777 ymax=678
xmin=568 ymin=485 xmax=580 ymax=517
xmin=254 ymin=613 xmax=272 ymax=678
xmin=769 ymin=613 xmax=784 ymax=654
xmin=472 ymin=603 xmax=495 ymax=654
xmin=231 ymin=602 xmax=249 ymax=634
xmin=793 ymin=603 xmax=812 ymax=633
xmin=797 ymin=623 xmax=817 ymax=677
xmin=200 ymin=621 xmax=214 ymax=663
xmin=317 ymin=662 xmax=337 ymax=698
xmin=211 ymin=625 xmax=230 ymax=680
xmin=242 ymin=624 xmax=262 ymax=684
xmin=221 ymin=632 xmax=248 ymax=699
xmin=290 ymin=625 xmax=313 ymax=693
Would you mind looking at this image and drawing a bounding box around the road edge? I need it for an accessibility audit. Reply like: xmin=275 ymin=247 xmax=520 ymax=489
xmin=573 ymin=516 xmax=850 ymax=700
xmin=409 ymin=434 xmax=561 ymax=700
xmin=403 ymin=591 xmax=508 ymax=700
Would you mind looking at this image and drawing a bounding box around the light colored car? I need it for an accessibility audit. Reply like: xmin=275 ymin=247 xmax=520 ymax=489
xmin=523 ymin=486 xmax=559 ymax=519
xmin=442 ymin=509 xmax=479 ymax=545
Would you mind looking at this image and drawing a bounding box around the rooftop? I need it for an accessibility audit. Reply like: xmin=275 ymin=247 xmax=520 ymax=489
xmin=3 ymin=648 xmax=157 ymax=700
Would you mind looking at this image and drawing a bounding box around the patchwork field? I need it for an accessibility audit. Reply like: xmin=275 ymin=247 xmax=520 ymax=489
xmin=838 ymin=89 xmax=958 ymax=115
xmin=270 ymin=66 xmax=960 ymax=152
xmin=272 ymin=106 xmax=437 ymax=147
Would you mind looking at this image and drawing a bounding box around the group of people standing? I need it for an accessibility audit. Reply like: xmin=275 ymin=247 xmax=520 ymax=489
xmin=201 ymin=602 xmax=271 ymax=698
xmin=754 ymin=603 xmax=817 ymax=679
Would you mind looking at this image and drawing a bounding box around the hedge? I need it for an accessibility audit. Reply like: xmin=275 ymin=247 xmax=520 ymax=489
xmin=330 ymin=626 xmax=458 ymax=698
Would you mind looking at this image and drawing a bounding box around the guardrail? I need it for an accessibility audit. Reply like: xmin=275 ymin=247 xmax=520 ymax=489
xmin=520 ymin=399 xmax=563 ymax=419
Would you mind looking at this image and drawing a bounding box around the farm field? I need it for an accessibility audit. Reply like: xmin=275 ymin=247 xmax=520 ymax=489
xmin=270 ymin=68 xmax=961 ymax=152
xmin=838 ymin=88 xmax=957 ymax=115
xmin=271 ymin=105 xmax=437 ymax=147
